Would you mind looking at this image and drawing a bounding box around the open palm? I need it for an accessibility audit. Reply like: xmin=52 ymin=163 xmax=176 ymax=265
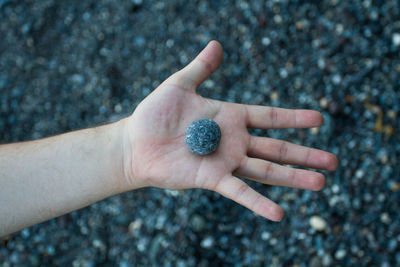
xmin=124 ymin=41 xmax=338 ymax=221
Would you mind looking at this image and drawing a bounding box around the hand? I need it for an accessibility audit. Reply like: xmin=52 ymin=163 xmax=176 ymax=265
xmin=122 ymin=41 xmax=338 ymax=221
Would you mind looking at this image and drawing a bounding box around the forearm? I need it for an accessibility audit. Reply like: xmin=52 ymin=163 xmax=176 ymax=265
xmin=0 ymin=119 xmax=128 ymax=236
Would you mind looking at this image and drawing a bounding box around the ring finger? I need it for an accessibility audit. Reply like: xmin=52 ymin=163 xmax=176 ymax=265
xmin=248 ymin=136 xmax=338 ymax=171
xmin=234 ymin=157 xmax=326 ymax=191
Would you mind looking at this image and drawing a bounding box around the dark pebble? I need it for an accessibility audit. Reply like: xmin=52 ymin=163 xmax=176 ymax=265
xmin=185 ymin=118 xmax=221 ymax=155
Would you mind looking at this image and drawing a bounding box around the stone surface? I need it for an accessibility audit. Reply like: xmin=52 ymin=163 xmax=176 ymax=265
xmin=185 ymin=118 xmax=221 ymax=155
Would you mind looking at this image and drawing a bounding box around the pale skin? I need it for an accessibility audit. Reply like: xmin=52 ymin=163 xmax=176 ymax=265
xmin=0 ymin=41 xmax=338 ymax=236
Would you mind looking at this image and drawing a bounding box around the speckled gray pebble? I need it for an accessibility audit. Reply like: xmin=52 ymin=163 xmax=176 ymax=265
xmin=185 ymin=118 xmax=221 ymax=155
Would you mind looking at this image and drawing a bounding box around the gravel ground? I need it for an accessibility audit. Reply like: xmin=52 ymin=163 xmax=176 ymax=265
xmin=1 ymin=0 xmax=399 ymax=266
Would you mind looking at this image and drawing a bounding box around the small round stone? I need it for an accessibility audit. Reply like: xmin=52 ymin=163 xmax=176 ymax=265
xmin=309 ymin=215 xmax=327 ymax=231
xmin=185 ymin=118 xmax=221 ymax=155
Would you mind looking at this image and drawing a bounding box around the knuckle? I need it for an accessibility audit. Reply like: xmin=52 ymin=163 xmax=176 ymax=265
xmin=169 ymin=71 xmax=197 ymax=91
xmin=251 ymin=194 xmax=263 ymax=211
xmin=264 ymin=162 xmax=274 ymax=178
xmin=197 ymin=57 xmax=214 ymax=73
xmin=278 ymin=142 xmax=288 ymax=162
xmin=269 ymin=107 xmax=278 ymax=126
xmin=235 ymin=183 xmax=249 ymax=200
xmin=304 ymin=148 xmax=312 ymax=165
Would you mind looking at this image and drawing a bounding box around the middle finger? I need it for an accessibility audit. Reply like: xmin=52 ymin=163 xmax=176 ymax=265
xmin=248 ymin=136 xmax=338 ymax=171
xmin=234 ymin=157 xmax=326 ymax=191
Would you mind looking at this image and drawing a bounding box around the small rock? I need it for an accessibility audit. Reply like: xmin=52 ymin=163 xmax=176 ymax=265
xmin=387 ymin=110 xmax=396 ymax=119
xmin=310 ymin=216 xmax=327 ymax=231
xmin=269 ymin=238 xmax=278 ymax=246
xmin=380 ymin=212 xmax=391 ymax=224
xmin=322 ymin=254 xmax=332 ymax=266
xmin=204 ymin=80 xmax=215 ymax=89
xmin=149 ymin=234 xmax=165 ymax=261
xmin=155 ymin=214 xmax=166 ymax=230
xmin=335 ymin=249 xmax=346 ymax=260
xmin=318 ymin=58 xmax=326 ymax=69
xmin=355 ymin=169 xmax=364 ymax=179
xmin=234 ymin=225 xmax=243 ymax=235
xmin=92 ymin=239 xmax=106 ymax=251
xmin=310 ymin=127 xmax=319 ymax=135
xmin=46 ymin=245 xmax=55 ymax=256
xmin=201 ymin=236 xmax=214 ymax=249
xmin=392 ymin=33 xmax=400 ymax=46
xmin=70 ymin=74 xmax=85 ymax=85
xmin=128 ymin=219 xmax=143 ymax=235
xmin=261 ymin=231 xmax=271 ymax=240
xmin=279 ymin=68 xmax=288 ymax=78
xmin=332 ymin=74 xmax=342 ymax=85
xmin=262 ymin=37 xmax=271 ymax=46
xmin=166 ymin=39 xmax=174 ymax=48
xmin=380 ymin=154 xmax=388 ymax=164
xmin=114 ymin=104 xmax=122 ymax=113
xmin=295 ymin=20 xmax=305 ymax=30
xmin=137 ymin=238 xmax=147 ymax=252
xmin=164 ymin=189 xmax=180 ymax=197
xmin=319 ymin=97 xmax=328 ymax=108
xmin=270 ymin=91 xmax=279 ymax=102
xmin=331 ymin=184 xmax=340 ymax=194
xmin=390 ymin=181 xmax=400 ymax=192
xmin=190 ymin=214 xmax=205 ymax=232
xmin=273 ymin=15 xmax=282 ymax=24
xmin=133 ymin=36 xmax=145 ymax=47
xmin=21 ymin=229 xmax=30 ymax=238
xmin=185 ymin=119 xmax=221 ymax=155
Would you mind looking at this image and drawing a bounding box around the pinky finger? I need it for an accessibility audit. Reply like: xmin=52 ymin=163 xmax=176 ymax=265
xmin=213 ymin=175 xmax=284 ymax=222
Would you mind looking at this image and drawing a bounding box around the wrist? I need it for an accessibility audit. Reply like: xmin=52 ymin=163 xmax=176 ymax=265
xmin=94 ymin=119 xmax=131 ymax=195
xmin=117 ymin=116 xmax=146 ymax=191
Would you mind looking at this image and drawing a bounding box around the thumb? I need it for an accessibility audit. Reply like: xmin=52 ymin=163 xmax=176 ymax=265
xmin=168 ymin=40 xmax=223 ymax=91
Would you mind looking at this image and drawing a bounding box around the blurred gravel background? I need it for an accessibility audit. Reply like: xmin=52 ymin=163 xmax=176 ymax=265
xmin=1 ymin=0 xmax=399 ymax=266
